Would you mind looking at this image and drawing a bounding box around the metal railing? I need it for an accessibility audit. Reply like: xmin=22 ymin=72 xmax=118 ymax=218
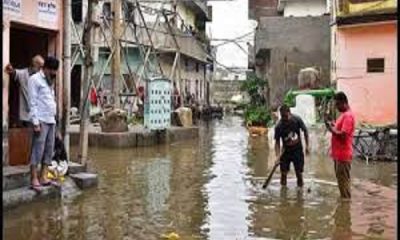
xmin=353 ymin=127 xmax=397 ymax=162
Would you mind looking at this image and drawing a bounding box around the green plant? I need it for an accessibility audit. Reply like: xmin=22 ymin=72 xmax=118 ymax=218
xmin=240 ymin=73 xmax=267 ymax=106
xmin=241 ymin=73 xmax=272 ymax=127
xmin=244 ymin=105 xmax=272 ymax=127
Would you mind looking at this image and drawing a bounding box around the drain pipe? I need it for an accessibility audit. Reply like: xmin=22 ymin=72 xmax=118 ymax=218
xmin=62 ymin=0 xmax=72 ymax=161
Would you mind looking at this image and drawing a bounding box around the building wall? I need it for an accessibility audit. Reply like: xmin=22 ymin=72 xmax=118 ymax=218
xmin=248 ymin=0 xmax=280 ymax=20
xmin=177 ymin=3 xmax=197 ymax=30
xmin=210 ymin=80 xmax=243 ymax=105
xmin=255 ymin=16 xmax=331 ymax=108
xmin=214 ymin=71 xmax=247 ymax=81
xmin=182 ymin=58 xmax=207 ymax=102
xmin=335 ymin=0 xmax=397 ymax=17
xmin=90 ymin=51 xmax=208 ymax=104
xmin=141 ymin=1 xmax=173 ymax=23
xmin=3 ymin=0 xmax=64 ymax=125
xmin=283 ymin=0 xmax=328 ymax=17
xmin=158 ymin=54 xmax=208 ymax=103
xmin=334 ymin=22 xmax=397 ymax=125
xmin=3 ymin=0 xmax=64 ymax=165
xmin=93 ymin=47 xmax=152 ymax=75
xmin=331 ymin=24 xmax=338 ymax=86
xmin=71 ymin=0 xmax=211 ymax=106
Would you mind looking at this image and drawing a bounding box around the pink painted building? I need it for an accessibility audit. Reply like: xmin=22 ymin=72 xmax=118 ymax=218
xmin=2 ymin=0 xmax=65 ymax=166
xmin=331 ymin=0 xmax=397 ymax=126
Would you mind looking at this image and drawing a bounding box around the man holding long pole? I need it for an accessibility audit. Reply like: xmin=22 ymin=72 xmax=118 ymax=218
xmin=274 ymin=105 xmax=310 ymax=188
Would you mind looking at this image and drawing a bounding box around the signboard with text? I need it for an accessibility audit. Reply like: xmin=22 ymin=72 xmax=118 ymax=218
xmin=38 ymin=0 xmax=57 ymax=23
xmin=3 ymin=0 xmax=22 ymax=16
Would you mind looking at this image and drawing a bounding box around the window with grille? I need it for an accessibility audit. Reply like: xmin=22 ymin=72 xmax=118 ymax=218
xmin=72 ymin=0 xmax=83 ymax=22
xmin=103 ymin=2 xmax=111 ymax=20
xmin=367 ymin=58 xmax=384 ymax=73
xmin=124 ymin=2 xmax=134 ymax=21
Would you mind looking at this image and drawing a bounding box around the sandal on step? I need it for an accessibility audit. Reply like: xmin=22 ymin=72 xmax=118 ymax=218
xmin=41 ymin=180 xmax=60 ymax=187
xmin=50 ymin=181 xmax=61 ymax=188
xmin=30 ymin=184 xmax=42 ymax=192
xmin=41 ymin=181 xmax=52 ymax=186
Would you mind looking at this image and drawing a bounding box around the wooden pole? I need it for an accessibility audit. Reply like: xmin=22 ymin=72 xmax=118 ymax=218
xmin=112 ymin=0 xmax=122 ymax=107
xmin=135 ymin=0 xmax=164 ymax=75
xmin=132 ymin=11 xmax=163 ymax=85
xmin=170 ymin=52 xmax=179 ymax=80
xmin=78 ymin=0 xmax=96 ymax=165
xmin=162 ymin=10 xmax=183 ymax=106
xmin=177 ymin=53 xmax=184 ymax=107
xmin=62 ymin=0 xmax=72 ymax=160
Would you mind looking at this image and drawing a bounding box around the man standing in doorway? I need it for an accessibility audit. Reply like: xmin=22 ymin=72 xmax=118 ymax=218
xmin=28 ymin=56 xmax=60 ymax=189
xmin=5 ymin=55 xmax=44 ymax=126
xmin=325 ymin=92 xmax=355 ymax=200
xmin=274 ymin=105 xmax=310 ymax=187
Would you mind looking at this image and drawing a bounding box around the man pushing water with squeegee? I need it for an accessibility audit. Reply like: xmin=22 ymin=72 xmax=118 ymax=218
xmin=273 ymin=104 xmax=310 ymax=188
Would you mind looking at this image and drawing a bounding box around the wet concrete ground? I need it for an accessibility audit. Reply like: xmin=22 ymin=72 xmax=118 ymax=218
xmin=3 ymin=116 xmax=397 ymax=240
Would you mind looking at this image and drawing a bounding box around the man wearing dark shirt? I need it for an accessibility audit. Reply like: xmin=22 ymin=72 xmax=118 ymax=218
xmin=274 ymin=105 xmax=310 ymax=187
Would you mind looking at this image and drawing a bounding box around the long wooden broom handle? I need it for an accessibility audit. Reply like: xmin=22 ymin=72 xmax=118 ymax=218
xmin=262 ymin=150 xmax=285 ymax=189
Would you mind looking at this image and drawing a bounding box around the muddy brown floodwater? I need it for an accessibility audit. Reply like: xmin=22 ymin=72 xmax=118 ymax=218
xmin=4 ymin=116 xmax=397 ymax=240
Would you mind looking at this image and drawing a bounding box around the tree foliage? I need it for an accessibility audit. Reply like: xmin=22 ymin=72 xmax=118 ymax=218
xmin=240 ymin=73 xmax=272 ymax=127
xmin=240 ymin=73 xmax=267 ymax=106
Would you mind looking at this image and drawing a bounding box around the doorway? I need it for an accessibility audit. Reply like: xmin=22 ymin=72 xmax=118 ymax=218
xmin=8 ymin=23 xmax=56 ymax=166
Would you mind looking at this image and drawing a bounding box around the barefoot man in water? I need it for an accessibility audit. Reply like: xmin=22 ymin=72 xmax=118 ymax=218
xmin=325 ymin=92 xmax=355 ymax=200
xmin=274 ymin=105 xmax=310 ymax=187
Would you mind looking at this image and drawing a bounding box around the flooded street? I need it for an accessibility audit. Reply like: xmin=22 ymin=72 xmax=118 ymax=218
xmin=4 ymin=116 xmax=397 ymax=240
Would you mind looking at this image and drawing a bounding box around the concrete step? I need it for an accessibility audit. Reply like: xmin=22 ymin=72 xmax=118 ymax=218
xmin=69 ymin=172 xmax=98 ymax=189
xmin=3 ymin=166 xmax=30 ymax=191
xmin=3 ymin=162 xmax=86 ymax=191
xmin=3 ymin=185 xmax=60 ymax=210
xmin=67 ymin=162 xmax=86 ymax=174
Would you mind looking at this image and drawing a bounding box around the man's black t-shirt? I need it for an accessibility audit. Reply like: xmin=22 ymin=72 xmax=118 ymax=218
xmin=274 ymin=114 xmax=308 ymax=152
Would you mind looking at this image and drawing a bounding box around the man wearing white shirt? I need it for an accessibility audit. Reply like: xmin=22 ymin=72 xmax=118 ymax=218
xmin=28 ymin=56 xmax=59 ymax=189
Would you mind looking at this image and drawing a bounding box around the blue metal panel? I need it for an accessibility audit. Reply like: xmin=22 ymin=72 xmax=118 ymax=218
xmin=144 ymin=77 xmax=172 ymax=130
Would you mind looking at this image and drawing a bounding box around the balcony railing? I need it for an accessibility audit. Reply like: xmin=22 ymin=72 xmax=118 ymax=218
xmin=182 ymin=0 xmax=211 ymax=21
xmin=71 ymin=21 xmax=210 ymax=63
xmin=136 ymin=23 xmax=210 ymax=62
xmin=336 ymin=0 xmax=397 ymax=17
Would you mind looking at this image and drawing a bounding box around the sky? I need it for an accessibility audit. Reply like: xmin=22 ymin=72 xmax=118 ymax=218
xmin=206 ymin=0 xmax=257 ymax=69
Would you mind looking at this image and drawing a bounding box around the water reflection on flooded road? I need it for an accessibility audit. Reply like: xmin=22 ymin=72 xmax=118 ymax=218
xmin=3 ymin=116 xmax=397 ymax=240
